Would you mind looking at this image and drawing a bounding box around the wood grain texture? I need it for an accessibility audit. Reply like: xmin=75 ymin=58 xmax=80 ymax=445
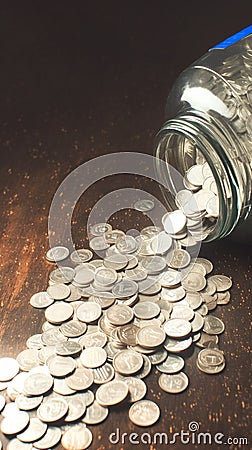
xmin=0 ymin=2 xmax=251 ymax=448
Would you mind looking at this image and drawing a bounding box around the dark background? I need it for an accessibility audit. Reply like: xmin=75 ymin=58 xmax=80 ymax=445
xmin=0 ymin=1 xmax=252 ymax=449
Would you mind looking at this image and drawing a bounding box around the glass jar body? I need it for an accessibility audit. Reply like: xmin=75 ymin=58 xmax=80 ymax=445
xmin=155 ymin=29 xmax=252 ymax=242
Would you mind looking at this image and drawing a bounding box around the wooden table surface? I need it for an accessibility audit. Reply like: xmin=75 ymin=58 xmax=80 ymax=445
xmin=0 ymin=2 xmax=251 ymax=449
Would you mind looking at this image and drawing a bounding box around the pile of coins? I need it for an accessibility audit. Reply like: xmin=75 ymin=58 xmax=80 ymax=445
xmin=0 ymin=216 xmax=232 ymax=449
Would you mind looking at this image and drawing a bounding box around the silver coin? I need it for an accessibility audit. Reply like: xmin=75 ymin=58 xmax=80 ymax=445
xmin=82 ymin=400 xmax=108 ymax=425
xmin=121 ymin=377 xmax=147 ymax=402
xmin=150 ymin=231 xmax=173 ymax=254
xmin=65 ymin=397 xmax=86 ymax=422
xmin=198 ymin=348 xmax=224 ymax=367
xmin=129 ymin=399 xmax=160 ymax=426
xmin=138 ymin=278 xmax=161 ymax=295
xmin=46 ymin=355 xmax=75 ymax=377
xmin=30 ymin=292 xmax=54 ymax=308
xmin=16 ymin=349 xmax=40 ymax=372
xmin=185 ymin=292 xmax=202 ymax=309
xmin=0 ymin=411 xmax=30 ymax=435
xmin=209 ymin=274 xmax=232 ymax=291
xmin=133 ymin=301 xmax=160 ymax=319
xmin=90 ymin=293 xmax=116 ymax=309
xmin=196 ymin=257 xmax=213 ymax=274
xmin=53 ymin=377 xmax=76 ymax=396
xmin=148 ymin=348 xmax=168 ymax=365
xmin=195 ymin=332 xmax=219 ymax=348
xmin=66 ymin=367 xmax=94 ymax=391
xmin=76 ymin=302 xmax=102 ymax=323
xmin=17 ymin=418 xmax=47 ymax=443
xmin=107 ymin=304 xmax=134 ymax=326
xmin=103 ymin=253 xmax=129 ymax=270
xmin=49 ymin=266 xmax=75 ymax=284
xmin=169 ymin=249 xmax=191 ymax=269
xmin=182 ymin=272 xmax=206 ymax=292
xmin=61 ymin=423 xmax=92 ymax=450
xmin=41 ymin=329 xmax=67 ymax=346
xmin=64 ymin=285 xmax=83 ymax=302
xmin=203 ymin=315 xmax=225 ymax=335
xmin=56 ymin=341 xmax=82 ymax=356
xmin=90 ymin=222 xmax=112 ymax=236
xmin=26 ymin=334 xmax=43 ymax=350
xmin=112 ymin=279 xmax=138 ymax=299
xmin=162 ymin=210 xmax=187 ymax=235
xmin=15 ymin=394 xmax=43 ymax=411
xmin=161 ymin=286 xmax=186 ymax=302
xmin=73 ymin=267 xmax=95 ymax=285
xmin=125 ymin=266 xmax=148 ymax=282
xmin=80 ymin=346 xmax=107 ymax=368
xmin=216 ymin=291 xmax=231 ymax=305
xmin=47 ymin=283 xmax=71 ymax=300
xmin=159 ymin=269 xmax=182 ymax=288
xmin=96 ymin=380 xmax=129 ymax=406
xmin=79 ymin=331 xmax=107 ymax=348
xmin=116 ymin=235 xmax=139 ymax=254
xmin=92 ymin=362 xmax=115 ymax=384
xmin=37 ymin=397 xmax=68 ymax=422
xmin=137 ymin=325 xmax=166 ymax=348
xmin=60 ymin=320 xmax=87 ymax=338
xmin=157 ymin=355 xmax=185 ymax=374
xmin=196 ymin=303 xmax=209 ymax=316
xmin=2 ymin=402 xmax=19 ymax=417
xmin=113 ymin=349 xmax=143 ymax=375
xmin=134 ymin=354 xmax=152 ymax=379
xmin=158 ymin=372 xmax=189 ymax=393
xmin=7 ymin=439 xmax=33 ymax=449
xmin=164 ymin=318 xmax=192 ymax=338
xmin=104 ymin=229 xmax=125 ymax=244
xmin=89 ymin=236 xmax=110 ymax=251
xmin=164 ymin=336 xmax=193 ymax=353
xmin=23 ymin=372 xmax=53 ymax=396
xmin=170 ymin=305 xmax=195 ymax=321
xmin=0 ymin=357 xmax=19 ymax=382
xmin=45 ymin=302 xmax=74 ymax=324
xmin=46 ymin=246 xmax=69 ymax=262
xmin=70 ymin=248 xmax=93 ymax=264
xmin=33 ymin=426 xmax=62 ymax=449
xmin=134 ymin=199 xmax=155 ymax=212
xmin=190 ymin=311 xmax=205 ymax=332
xmin=75 ymin=390 xmax=95 ymax=407
xmin=140 ymin=256 xmax=167 ymax=274
xmin=94 ymin=267 xmax=118 ymax=286
xmin=117 ymin=324 xmax=140 ymax=346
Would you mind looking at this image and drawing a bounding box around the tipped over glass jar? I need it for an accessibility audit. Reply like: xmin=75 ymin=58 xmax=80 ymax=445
xmin=155 ymin=26 xmax=252 ymax=243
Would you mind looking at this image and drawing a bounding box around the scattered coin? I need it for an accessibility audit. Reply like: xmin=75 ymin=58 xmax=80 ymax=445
xmin=37 ymin=397 xmax=69 ymax=422
xmin=46 ymin=355 xmax=76 ymax=377
xmin=23 ymin=372 xmax=53 ymax=396
xmin=164 ymin=318 xmax=192 ymax=338
xmin=61 ymin=423 xmax=93 ymax=450
xmin=15 ymin=394 xmax=43 ymax=411
xmin=65 ymin=396 xmax=86 ymax=422
xmin=113 ymin=349 xmax=143 ymax=375
xmin=122 ymin=377 xmax=147 ymax=402
xmin=70 ymin=248 xmax=93 ymax=264
xmin=96 ymin=380 xmax=129 ymax=406
xmin=17 ymin=417 xmax=47 ymax=443
xmin=76 ymin=302 xmax=102 ymax=323
xmin=129 ymin=400 xmax=160 ymax=426
xmin=33 ymin=426 xmax=62 ymax=449
xmin=66 ymin=367 xmax=94 ymax=390
xmin=47 ymin=283 xmax=71 ymax=300
xmin=157 ymin=355 xmax=185 ymax=374
xmin=0 ymin=357 xmax=19 ymax=381
xmin=80 ymin=346 xmax=107 ymax=368
xmin=158 ymin=372 xmax=189 ymax=393
xmin=82 ymin=400 xmax=109 ymax=424
xmin=30 ymin=292 xmax=54 ymax=308
xmin=0 ymin=410 xmax=30 ymax=435
xmin=46 ymin=246 xmax=69 ymax=262
xmin=203 ymin=315 xmax=225 ymax=334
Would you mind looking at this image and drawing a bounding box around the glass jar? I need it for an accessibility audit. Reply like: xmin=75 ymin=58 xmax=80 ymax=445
xmin=155 ymin=26 xmax=252 ymax=242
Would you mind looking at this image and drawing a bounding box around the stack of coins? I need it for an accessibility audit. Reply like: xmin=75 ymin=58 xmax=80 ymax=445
xmin=0 ymin=213 xmax=232 ymax=448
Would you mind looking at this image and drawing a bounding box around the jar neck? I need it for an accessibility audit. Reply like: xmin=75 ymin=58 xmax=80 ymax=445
xmin=155 ymin=110 xmax=251 ymax=241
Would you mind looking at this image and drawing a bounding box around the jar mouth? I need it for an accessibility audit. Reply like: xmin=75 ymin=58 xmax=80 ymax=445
xmin=155 ymin=112 xmax=243 ymax=242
